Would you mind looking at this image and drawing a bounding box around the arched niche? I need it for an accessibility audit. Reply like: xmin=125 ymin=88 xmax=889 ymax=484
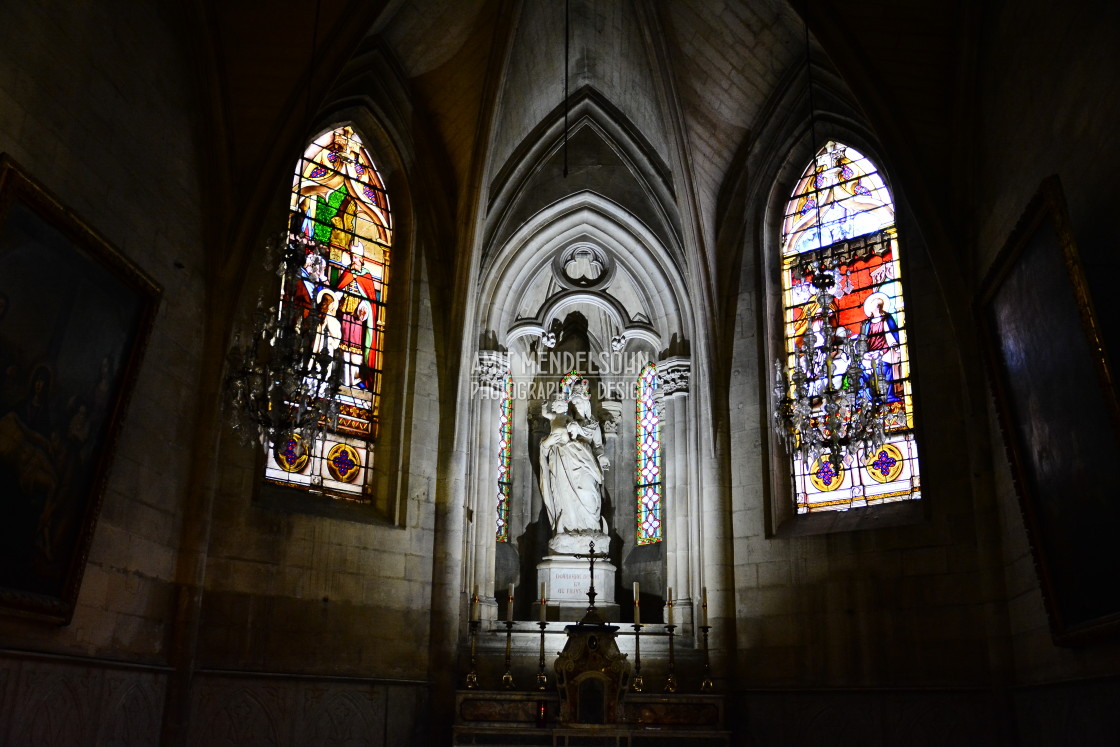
xmin=465 ymin=191 xmax=696 ymax=624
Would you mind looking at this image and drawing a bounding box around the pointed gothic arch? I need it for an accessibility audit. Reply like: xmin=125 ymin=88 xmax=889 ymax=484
xmin=465 ymin=191 xmax=697 ymax=623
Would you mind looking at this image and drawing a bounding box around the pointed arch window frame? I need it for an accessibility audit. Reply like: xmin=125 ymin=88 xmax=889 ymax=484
xmin=773 ymin=139 xmax=922 ymax=519
xmin=261 ymin=122 xmax=394 ymax=503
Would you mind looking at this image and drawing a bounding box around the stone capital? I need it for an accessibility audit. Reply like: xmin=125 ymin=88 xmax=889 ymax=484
xmin=599 ymin=399 xmax=624 ymax=434
xmin=657 ymin=356 xmax=691 ymax=396
xmin=475 ymin=350 xmax=509 ymax=396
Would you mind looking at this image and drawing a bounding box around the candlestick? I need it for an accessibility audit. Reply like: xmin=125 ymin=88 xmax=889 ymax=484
xmin=664 ymin=623 xmax=678 ymax=693
xmin=470 ymin=585 xmax=479 ymax=622
xmin=537 ymin=619 xmax=549 ymax=690
xmin=507 ymin=582 xmax=514 ymax=623
xmin=700 ymin=624 xmax=713 ymax=692
xmin=465 ymin=619 xmax=479 ymax=689
xmin=502 ymin=619 xmax=515 ymax=689
xmin=631 ymin=622 xmax=644 ymax=692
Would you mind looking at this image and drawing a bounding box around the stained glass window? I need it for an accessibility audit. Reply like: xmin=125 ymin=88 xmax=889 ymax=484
xmin=779 ymin=141 xmax=920 ymax=513
xmin=264 ymin=125 xmax=392 ymax=500
xmin=635 ymin=363 xmax=662 ymax=544
xmin=496 ymin=373 xmax=513 ymax=542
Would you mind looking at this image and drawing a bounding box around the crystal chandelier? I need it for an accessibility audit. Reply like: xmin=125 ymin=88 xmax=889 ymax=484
xmin=225 ymin=233 xmax=343 ymax=455
xmin=772 ymin=262 xmax=889 ymax=472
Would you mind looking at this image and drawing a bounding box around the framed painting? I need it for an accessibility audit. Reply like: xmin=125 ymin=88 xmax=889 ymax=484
xmin=0 ymin=155 xmax=159 ymax=624
xmin=977 ymin=176 xmax=1120 ymax=644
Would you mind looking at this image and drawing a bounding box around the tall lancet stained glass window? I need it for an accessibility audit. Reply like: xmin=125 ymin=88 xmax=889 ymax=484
xmin=265 ymin=125 xmax=392 ymax=500
xmin=496 ymin=373 xmax=513 ymax=542
xmin=778 ymin=141 xmax=920 ymax=513
xmin=636 ymin=363 xmax=662 ymax=544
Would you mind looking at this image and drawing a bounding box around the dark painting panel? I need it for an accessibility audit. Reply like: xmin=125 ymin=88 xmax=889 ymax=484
xmin=0 ymin=155 xmax=159 ymax=623
xmin=979 ymin=176 xmax=1120 ymax=643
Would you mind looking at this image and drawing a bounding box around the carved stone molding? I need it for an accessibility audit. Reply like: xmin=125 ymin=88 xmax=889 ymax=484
xmin=552 ymin=242 xmax=615 ymax=290
xmin=658 ymin=356 xmax=691 ymax=396
xmin=475 ymin=350 xmax=510 ymax=396
xmin=599 ymin=399 xmax=624 ymax=434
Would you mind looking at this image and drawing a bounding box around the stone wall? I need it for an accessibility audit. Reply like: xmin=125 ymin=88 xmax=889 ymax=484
xmin=727 ymin=130 xmax=1000 ymax=689
xmin=0 ymin=0 xmax=202 ymax=662
xmin=0 ymin=1 xmax=440 ymax=743
xmin=975 ymin=0 xmax=1120 ymax=738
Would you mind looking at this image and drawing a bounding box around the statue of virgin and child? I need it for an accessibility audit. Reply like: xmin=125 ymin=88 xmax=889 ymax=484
xmin=538 ymin=379 xmax=610 ymax=555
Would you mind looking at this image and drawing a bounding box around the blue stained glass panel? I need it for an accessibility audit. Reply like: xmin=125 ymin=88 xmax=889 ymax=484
xmin=635 ymin=364 xmax=662 ymax=544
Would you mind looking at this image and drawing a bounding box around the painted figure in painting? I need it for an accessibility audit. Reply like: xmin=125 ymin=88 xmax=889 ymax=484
xmin=35 ymin=397 xmax=92 ymax=562
xmin=0 ymin=366 xmax=57 ymax=500
xmin=539 ymin=383 xmax=610 ymax=555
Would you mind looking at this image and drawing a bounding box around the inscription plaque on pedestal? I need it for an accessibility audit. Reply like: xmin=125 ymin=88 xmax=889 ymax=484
xmin=539 ymin=556 xmax=616 ymax=602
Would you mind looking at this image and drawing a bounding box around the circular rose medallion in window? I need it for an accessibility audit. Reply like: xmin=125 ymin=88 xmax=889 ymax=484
xmin=274 ymin=433 xmax=310 ymax=473
xmin=809 ymin=457 xmax=845 ymax=492
xmin=326 ymin=442 xmax=362 ymax=483
xmin=865 ymin=443 xmax=904 ymax=483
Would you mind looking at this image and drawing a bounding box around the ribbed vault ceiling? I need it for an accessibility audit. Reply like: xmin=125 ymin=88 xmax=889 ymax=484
xmin=198 ymin=0 xmax=966 ymax=289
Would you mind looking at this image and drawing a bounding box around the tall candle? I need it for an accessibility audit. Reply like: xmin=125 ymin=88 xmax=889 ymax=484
xmin=701 ymin=587 xmax=709 ymax=627
xmin=633 ymin=582 xmax=640 ymax=625
xmin=539 ymin=582 xmax=547 ymax=622
xmin=507 ymin=583 xmax=515 ymax=623
xmin=667 ymin=586 xmax=673 ymax=625
xmin=471 ymin=584 xmax=479 ymax=621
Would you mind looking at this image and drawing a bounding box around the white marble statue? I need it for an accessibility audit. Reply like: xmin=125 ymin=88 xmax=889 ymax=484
xmin=539 ymin=382 xmax=610 ymax=555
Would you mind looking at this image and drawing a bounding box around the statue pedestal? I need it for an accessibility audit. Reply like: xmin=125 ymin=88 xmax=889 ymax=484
xmin=538 ymin=556 xmax=619 ymax=622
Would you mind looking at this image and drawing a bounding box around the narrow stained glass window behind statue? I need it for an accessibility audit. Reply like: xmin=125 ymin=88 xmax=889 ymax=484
xmin=496 ymin=373 xmax=512 ymax=542
xmin=635 ymin=363 xmax=662 ymax=543
xmin=265 ymin=125 xmax=392 ymax=500
xmin=776 ymin=141 xmax=920 ymax=513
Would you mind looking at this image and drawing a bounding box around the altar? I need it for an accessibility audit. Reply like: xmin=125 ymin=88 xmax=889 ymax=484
xmin=455 ymin=545 xmax=726 ymax=745
xmin=452 ymin=690 xmax=730 ymax=746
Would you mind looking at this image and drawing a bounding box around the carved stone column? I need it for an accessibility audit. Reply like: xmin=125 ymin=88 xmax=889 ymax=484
xmin=657 ymin=357 xmax=692 ymax=625
xmin=599 ymin=398 xmax=624 ymax=535
xmin=471 ymin=350 xmax=509 ymax=619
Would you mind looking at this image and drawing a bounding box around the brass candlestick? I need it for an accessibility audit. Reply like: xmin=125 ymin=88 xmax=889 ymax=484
xmin=536 ymin=620 xmax=549 ymax=690
xmin=700 ymin=625 xmax=713 ymax=692
xmin=631 ymin=623 xmax=644 ymax=692
xmin=501 ymin=620 xmax=515 ymax=689
xmin=465 ymin=619 xmax=480 ymax=689
xmin=664 ymin=624 xmax=678 ymax=693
